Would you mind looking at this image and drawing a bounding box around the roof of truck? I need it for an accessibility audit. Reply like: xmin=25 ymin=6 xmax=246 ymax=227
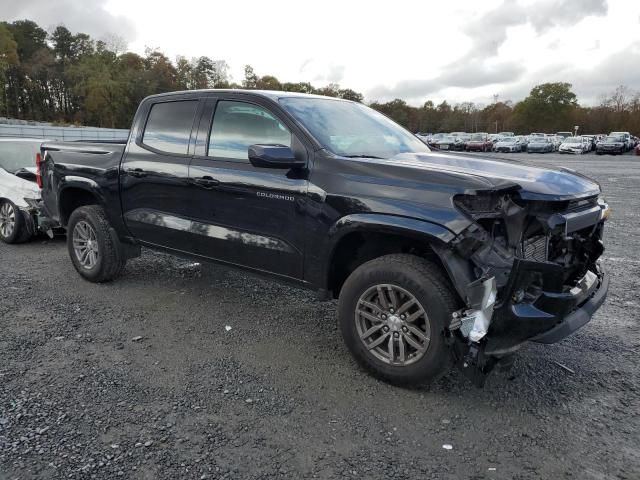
xmin=145 ymin=89 xmax=353 ymax=103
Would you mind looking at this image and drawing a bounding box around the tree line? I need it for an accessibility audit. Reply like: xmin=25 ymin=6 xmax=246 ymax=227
xmin=1 ymin=19 xmax=638 ymax=135
xmin=372 ymin=83 xmax=640 ymax=135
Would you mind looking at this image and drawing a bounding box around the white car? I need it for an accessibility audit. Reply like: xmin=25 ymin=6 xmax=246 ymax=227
xmin=494 ymin=136 xmax=526 ymax=153
xmin=0 ymin=138 xmax=48 ymax=243
xmin=559 ymin=136 xmax=589 ymax=154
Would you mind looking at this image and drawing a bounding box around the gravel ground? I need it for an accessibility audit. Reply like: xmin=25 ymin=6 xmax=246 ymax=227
xmin=1 ymin=151 xmax=639 ymax=479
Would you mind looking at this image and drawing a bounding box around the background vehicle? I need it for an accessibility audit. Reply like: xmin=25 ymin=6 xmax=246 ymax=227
xmin=559 ymin=136 xmax=589 ymax=154
xmin=596 ymin=136 xmax=626 ymax=155
xmin=581 ymin=135 xmax=597 ymax=151
xmin=527 ymin=137 xmax=554 ymax=153
xmin=494 ymin=136 xmax=526 ymax=152
xmin=40 ymin=90 xmax=610 ymax=387
xmin=415 ymin=133 xmax=430 ymax=144
xmin=0 ymin=138 xmax=53 ymax=243
xmin=435 ymin=135 xmax=465 ymax=151
xmin=545 ymin=134 xmax=563 ymax=151
xmin=464 ymin=133 xmax=493 ymax=152
xmin=610 ymin=132 xmax=632 ymax=151
xmin=427 ymin=133 xmax=445 ymax=148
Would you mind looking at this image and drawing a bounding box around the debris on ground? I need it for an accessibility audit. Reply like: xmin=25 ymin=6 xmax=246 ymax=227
xmin=553 ymin=361 xmax=575 ymax=374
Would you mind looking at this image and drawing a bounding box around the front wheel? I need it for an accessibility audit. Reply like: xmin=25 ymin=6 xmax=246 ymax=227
xmin=67 ymin=205 xmax=126 ymax=282
xmin=338 ymin=254 xmax=458 ymax=386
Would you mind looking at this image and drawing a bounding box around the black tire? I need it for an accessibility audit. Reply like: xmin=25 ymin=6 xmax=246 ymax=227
xmin=67 ymin=205 xmax=126 ymax=283
xmin=0 ymin=200 xmax=32 ymax=244
xmin=338 ymin=254 xmax=458 ymax=386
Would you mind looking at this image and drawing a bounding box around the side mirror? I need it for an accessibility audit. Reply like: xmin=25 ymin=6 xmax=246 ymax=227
xmin=248 ymin=144 xmax=305 ymax=169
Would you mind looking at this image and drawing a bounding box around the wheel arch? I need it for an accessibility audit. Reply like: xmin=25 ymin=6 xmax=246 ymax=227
xmin=58 ymin=183 xmax=103 ymax=227
xmin=323 ymin=213 xmax=458 ymax=298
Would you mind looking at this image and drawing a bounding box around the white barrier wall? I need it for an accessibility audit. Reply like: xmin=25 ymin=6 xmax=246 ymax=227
xmin=0 ymin=122 xmax=129 ymax=141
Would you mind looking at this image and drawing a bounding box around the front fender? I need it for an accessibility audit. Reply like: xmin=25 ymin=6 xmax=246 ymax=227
xmin=315 ymin=213 xmax=456 ymax=291
xmin=327 ymin=213 xmax=456 ymax=244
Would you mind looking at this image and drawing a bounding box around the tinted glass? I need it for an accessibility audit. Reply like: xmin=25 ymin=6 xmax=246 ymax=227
xmin=142 ymin=100 xmax=198 ymax=154
xmin=0 ymin=141 xmax=40 ymax=173
xmin=280 ymin=97 xmax=429 ymax=159
xmin=208 ymin=101 xmax=291 ymax=160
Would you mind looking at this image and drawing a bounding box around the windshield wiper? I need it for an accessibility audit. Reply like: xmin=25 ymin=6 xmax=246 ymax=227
xmin=343 ymin=154 xmax=387 ymax=159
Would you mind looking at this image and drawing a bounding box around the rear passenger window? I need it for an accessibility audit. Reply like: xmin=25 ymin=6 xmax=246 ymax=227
xmin=208 ymin=101 xmax=291 ymax=161
xmin=142 ymin=101 xmax=198 ymax=155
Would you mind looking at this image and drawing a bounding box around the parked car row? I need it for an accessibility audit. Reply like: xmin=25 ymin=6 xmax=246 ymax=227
xmin=416 ymin=130 xmax=639 ymax=155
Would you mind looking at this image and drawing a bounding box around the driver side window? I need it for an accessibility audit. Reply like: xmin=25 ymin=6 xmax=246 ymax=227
xmin=208 ymin=101 xmax=292 ymax=161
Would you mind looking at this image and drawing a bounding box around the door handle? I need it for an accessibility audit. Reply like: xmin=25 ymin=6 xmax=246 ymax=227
xmin=192 ymin=176 xmax=220 ymax=188
xmin=127 ymin=168 xmax=147 ymax=178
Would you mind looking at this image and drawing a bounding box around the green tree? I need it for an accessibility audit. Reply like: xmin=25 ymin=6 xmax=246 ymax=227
xmin=242 ymin=65 xmax=258 ymax=89
xmin=0 ymin=23 xmax=18 ymax=116
xmin=513 ymin=82 xmax=578 ymax=132
xmin=256 ymin=75 xmax=281 ymax=90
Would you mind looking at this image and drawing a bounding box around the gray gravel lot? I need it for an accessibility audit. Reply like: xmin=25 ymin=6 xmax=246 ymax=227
xmin=1 ymin=151 xmax=639 ymax=479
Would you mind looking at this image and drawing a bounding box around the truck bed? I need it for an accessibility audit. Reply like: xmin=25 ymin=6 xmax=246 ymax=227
xmin=40 ymin=141 xmax=127 ymax=225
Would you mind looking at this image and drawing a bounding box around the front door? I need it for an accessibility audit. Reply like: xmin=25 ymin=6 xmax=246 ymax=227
xmin=187 ymin=97 xmax=309 ymax=280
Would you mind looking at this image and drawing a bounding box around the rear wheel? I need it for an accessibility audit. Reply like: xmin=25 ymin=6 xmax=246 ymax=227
xmin=0 ymin=200 xmax=31 ymax=244
xmin=67 ymin=205 xmax=126 ymax=282
xmin=338 ymin=254 xmax=457 ymax=386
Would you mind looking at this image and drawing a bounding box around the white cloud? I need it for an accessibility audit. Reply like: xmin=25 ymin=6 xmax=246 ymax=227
xmin=3 ymin=0 xmax=639 ymax=105
xmin=4 ymin=0 xmax=135 ymax=42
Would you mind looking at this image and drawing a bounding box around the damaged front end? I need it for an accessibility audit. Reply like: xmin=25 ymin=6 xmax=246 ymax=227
xmin=437 ymin=187 xmax=610 ymax=386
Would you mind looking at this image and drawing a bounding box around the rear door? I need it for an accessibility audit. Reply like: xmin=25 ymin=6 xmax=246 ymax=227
xmin=186 ymin=96 xmax=309 ymax=280
xmin=120 ymin=96 xmax=202 ymax=251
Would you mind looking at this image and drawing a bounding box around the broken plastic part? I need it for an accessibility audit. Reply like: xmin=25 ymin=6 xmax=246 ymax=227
xmin=464 ymin=276 xmax=497 ymax=343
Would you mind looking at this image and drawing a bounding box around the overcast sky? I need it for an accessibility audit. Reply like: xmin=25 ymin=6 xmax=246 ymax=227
xmin=4 ymin=0 xmax=640 ymax=106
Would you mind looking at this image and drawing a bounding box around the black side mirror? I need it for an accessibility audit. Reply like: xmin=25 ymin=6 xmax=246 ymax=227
xmin=248 ymin=144 xmax=305 ymax=169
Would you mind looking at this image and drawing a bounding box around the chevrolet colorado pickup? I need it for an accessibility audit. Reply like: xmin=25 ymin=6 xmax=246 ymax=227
xmin=40 ymin=90 xmax=610 ymax=386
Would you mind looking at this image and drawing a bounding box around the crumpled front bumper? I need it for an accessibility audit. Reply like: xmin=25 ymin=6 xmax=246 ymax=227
xmin=483 ymin=259 xmax=608 ymax=355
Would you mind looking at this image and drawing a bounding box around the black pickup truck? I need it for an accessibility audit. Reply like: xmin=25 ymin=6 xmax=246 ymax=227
xmin=40 ymin=90 xmax=610 ymax=386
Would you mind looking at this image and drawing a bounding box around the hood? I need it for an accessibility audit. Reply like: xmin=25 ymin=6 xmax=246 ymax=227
xmin=383 ymin=152 xmax=601 ymax=200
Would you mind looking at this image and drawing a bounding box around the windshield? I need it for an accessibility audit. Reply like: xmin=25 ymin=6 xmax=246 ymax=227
xmin=279 ymin=97 xmax=429 ymax=158
xmin=564 ymin=137 xmax=581 ymax=143
xmin=604 ymin=136 xmax=623 ymax=142
xmin=0 ymin=141 xmax=40 ymax=173
xmin=470 ymin=134 xmax=485 ymax=141
xmin=500 ymin=137 xmax=517 ymax=143
xmin=531 ymin=137 xmax=548 ymax=143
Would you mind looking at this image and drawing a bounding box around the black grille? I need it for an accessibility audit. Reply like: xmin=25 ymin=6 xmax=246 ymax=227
xmin=522 ymin=235 xmax=548 ymax=262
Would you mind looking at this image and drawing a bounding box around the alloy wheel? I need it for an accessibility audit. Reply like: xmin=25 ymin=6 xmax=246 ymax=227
xmin=72 ymin=220 xmax=99 ymax=269
xmin=355 ymin=284 xmax=431 ymax=366
xmin=0 ymin=202 xmax=15 ymax=238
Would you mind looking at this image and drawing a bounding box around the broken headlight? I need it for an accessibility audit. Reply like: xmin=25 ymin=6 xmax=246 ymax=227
xmin=454 ymin=193 xmax=505 ymax=218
